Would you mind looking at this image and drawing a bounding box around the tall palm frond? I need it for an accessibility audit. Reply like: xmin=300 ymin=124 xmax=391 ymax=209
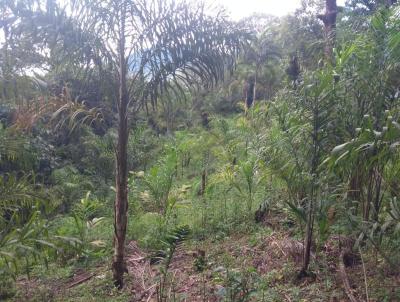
xmin=66 ymin=0 xmax=251 ymax=110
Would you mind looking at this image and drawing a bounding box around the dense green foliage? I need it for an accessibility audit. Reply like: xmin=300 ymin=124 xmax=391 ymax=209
xmin=1 ymin=0 xmax=399 ymax=301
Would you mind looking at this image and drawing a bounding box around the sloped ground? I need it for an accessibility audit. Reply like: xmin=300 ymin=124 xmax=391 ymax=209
xmin=11 ymin=226 xmax=400 ymax=302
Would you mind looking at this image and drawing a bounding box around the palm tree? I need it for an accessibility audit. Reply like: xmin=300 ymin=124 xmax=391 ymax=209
xmin=241 ymin=31 xmax=280 ymax=107
xmin=55 ymin=0 xmax=248 ymax=288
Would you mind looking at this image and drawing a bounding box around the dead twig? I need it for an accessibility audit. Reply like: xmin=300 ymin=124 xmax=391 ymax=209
xmin=66 ymin=274 xmax=94 ymax=289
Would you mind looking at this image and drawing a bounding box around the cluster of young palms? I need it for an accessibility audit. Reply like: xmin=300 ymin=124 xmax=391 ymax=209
xmin=262 ymin=2 xmax=400 ymax=274
xmin=1 ymin=0 xmax=399 ymax=298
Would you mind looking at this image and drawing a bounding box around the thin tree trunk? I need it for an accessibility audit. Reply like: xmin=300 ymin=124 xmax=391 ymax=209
xmin=301 ymin=104 xmax=319 ymax=274
xmin=244 ymin=77 xmax=255 ymax=109
xmin=112 ymin=3 xmax=129 ymax=289
xmin=364 ymin=168 xmax=374 ymax=222
xmin=300 ymin=0 xmax=338 ymax=276
xmin=2 ymin=25 xmax=10 ymax=100
xmin=253 ymin=66 xmax=258 ymax=106
xmin=302 ymin=197 xmax=314 ymax=272
xmin=372 ymin=168 xmax=383 ymax=222
xmin=318 ymin=0 xmax=337 ymax=64
xmin=200 ymin=169 xmax=207 ymax=196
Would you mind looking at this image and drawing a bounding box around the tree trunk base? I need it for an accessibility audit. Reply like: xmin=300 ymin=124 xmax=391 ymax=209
xmin=296 ymin=269 xmax=316 ymax=282
xmin=112 ymin=258 xmax=127 ymax=289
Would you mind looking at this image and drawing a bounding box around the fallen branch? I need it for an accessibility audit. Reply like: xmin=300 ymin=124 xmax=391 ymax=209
xmin=66 ymin=273 xmax=94 ymax=289
xmin=339 ymin=250 xmax=358 ymax=302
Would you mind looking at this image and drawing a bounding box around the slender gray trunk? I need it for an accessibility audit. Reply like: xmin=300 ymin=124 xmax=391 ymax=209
xmin=302 ymin=103 xmax=318 ymax=273
xmin=112 ymin=3 xmax=129 ymax=289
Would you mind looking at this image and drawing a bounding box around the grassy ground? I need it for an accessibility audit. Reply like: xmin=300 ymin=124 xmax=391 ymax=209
xmin=3 ymin=116 xmax=399 ymax=302
xmin=7 ymin=214 xmax=400 ymax=302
